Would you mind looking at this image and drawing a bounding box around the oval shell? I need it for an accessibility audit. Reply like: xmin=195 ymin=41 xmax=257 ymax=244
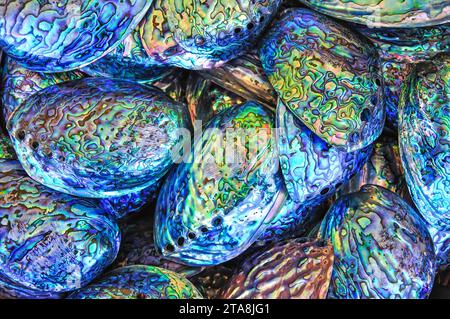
xmin=0 ymin=159 xmax=120 ymax=292
xmin=219 ymin=238 xmax=334 ymax=299
xmin=0 ymin=0 xmax=151 ymax=72
xmin=260 ymin=8 xmax=384 ymax=151
xmin=399 ymin=55 xmax=450 ymax=230
xmin=8 ymin=78 xmax=190 ymax=198
xmin=298 ymin=0 xmax=450 ymax=28
xmin=155 ymin=102 xmax=284 ymax=266
xmin=320 ymin=185 xmax=435 ymax=299
xmin=67 ymin=265 xmax=203 ymax=299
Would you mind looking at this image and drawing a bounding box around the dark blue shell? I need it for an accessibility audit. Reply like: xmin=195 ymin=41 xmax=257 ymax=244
xmin=320 ymin=185 xmax=435 ymax=299
xmin=0 ymin=0 xmax=151 ymax=72
xmin=277 ymin=100 xmax=372 ymax=205
xmin=8 ymin=78 xmax=190 ymax=198
xmin=0 ymin=160 xmax=120 ymax=292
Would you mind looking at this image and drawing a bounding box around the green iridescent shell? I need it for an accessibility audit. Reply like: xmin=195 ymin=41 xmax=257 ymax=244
xmin=260 ymin=8 xmax=384 ymax=151
xmin=298 ymin=0 xmax=450 ymax=28
xmin=67 ymin=265 xmax=203 ymax=299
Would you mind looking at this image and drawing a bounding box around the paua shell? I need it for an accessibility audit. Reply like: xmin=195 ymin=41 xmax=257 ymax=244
xmin=298 ymin=0 xmax=450 ymax=28
xmin=152 ymin=69 xmax=189 ymax=103
xmin=356 ymin=25 xmax=450 ymax=64
xmin=219 ymin=238 xmax=333 ymax=299
xmin=0 ymin=159 xmax=120 ymax=292
xmin=198 ymin=52 xmax=277 ymax=110
xmin=260 ymin=8 xmax=384 ymax=152
xmin=67 ymin=265 xmax=203 ymax=299
xmin=140 ymin=0 xmax=282 ymax=70
xmin=0 ymin=272 xmax=62 ymax=299
xmin=82 ymin=27 xmax=172 ymax=83
xmin=2 ymin=57 xmax=86 ymax=121
xmin=0 ymin=0 xmax=151 ymax=72
xmin=428 ymin=224 xmax=450 ymax=270
xmin=277 ymin=100 xmax=371 ymax=205
xmin=8 ymin=78 xmax=190 ymax=198
xmin=113 ymin=214 xmax=201 ymax=277
xmin=0 ymin=129 xmax=15 ymax=160
xmin=399 ymin=55 xmax=450 ymax=230
xmin=320 ymin=185 xmax=435 ymax=299
xmin=155 ymin=102 xmax=284 ymax=266
xmin=186 ymin=73 xmax=245 ymax=124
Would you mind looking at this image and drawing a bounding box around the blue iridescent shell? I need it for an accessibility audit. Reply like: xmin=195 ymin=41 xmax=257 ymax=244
xmin=8 ymin=77 xmax=190 ymax=198
xmin=0 ymin=159 xmax=120 ymax=293
xmin=2 ymin=57 xmax=86 ymax=121
xmin=0 ymin=129 xmax=16 ymax=160
xmin=259 ymin=8 xmax=385 ymax=152
xmin=298 ymin=0 xmax=450 ymax=28
xmin=155 ymin=102 xmax=284 ymax=266
xmin=428 ymin=224 xmax=450 ymax=271
xmin=67 ymin=265 xmax=203 ymax=299
xmin=0 ymin=0 xmax=152 ymax=72
xmin=277 ymin=100 xmax=372 ymax=205
xmin=140 ymin=0 xmax=282 ymax=70
xmin=399 ymin=55 xmax=450 ymax=230
xmin=0 ymin=272 xmax=62 ymax=299
xmin=320 ymin=185 xmax=435 ymax=299
xmin=82 ymin=27 xmax=172 ymax=83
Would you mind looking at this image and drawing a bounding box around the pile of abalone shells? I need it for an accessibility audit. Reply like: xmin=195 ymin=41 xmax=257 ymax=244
xmin=0 ymin=0 xmax=448 ymax=300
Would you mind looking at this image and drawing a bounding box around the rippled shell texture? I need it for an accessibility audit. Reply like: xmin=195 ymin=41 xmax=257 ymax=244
xmin=0 ymin=0 xmax=152 ymax=72
xmin=8 ymin=77 xmax=189 ymax=198
xmin=399 ymin=55 xmax=450 ymax=230
xmin=0 ymin=159 xmax=120 ymax=292
xmin=155 ymin=102 xmax=284 ymax=266
xmin=260 ymin=8 xmax=384 ymax=152
xmin=140 ymin=0 xmax=282 ymax=69
xmin=320 ymin=185 xmax=435 ymax=299
xmin=220 ymin=238 xmax=333 ymax=299
xmin=67 ymin=265 xmax=202 ymax=299
xmin=298 ymin=0 xmax=450 ymax=28
xmin=2 ymin=57 xmax=86 ymax=121
xmin=277 ymin=100 xmax=371 ymax=205
xmin=0 ymin=129 xmax=15 ymax=160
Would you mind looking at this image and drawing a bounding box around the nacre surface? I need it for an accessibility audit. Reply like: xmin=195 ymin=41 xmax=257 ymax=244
xmin=8 ymin=78 xmax=189 ymax=198
xmin=260 ymin=8 xmax=384 ymax=151
xmin=0 ymin=159 xmax=120 ymax=292
xmin=155 ymin=102 xmax=284 ymax=266
xmin=320 ymin=185 xmax=435 ymax=299
xmin=0 ymin=0 xmax=152 ymax=72
xmin=67 ymin=265 xmax=202 ymax=299
xmin=220 ymin=238 xmax=333 ymax=299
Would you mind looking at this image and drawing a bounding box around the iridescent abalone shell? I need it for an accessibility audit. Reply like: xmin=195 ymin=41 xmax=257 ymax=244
xmin=8 ymin=78 xmax=190 ymax=198
xmin=152 ymin=69 xmax=188 ymax=103
xmin=0 ymin=0 xmax=152 ymax=72
xmin=356 ymin=25 xmax=450 ymax=64
xmin=0 ymin=272 xmax=63 ymax=299
xmin=82 ymin=27 xmax=172 ymax=83
xmin=67 ymin=265 xmax=203 ymax=299
xmin=0 ymin=129 xmax=15 ymax=160
xmin=399 ymin=55 xmax=450 ymax=230
xmin=0 ymin=159 xmax=120 ymax=292
xmin=155 ymin=102 xmax=284 ymax=266
xmin=140 ymin=0 xmax=282 ymax=70
xmin=298 ymin=0 xmax=450 ymax=28
xmin=277 ymin=100 xmax=371 ymax=205
xmin=428 ymin=224 xmax=450 ymax=271
xmin=190 ymin=264 xmax=235 ymax=299
xmin=260 ymin=8 xmax=384 ymax=152
xmin=219 ymin=238 xmax=333 ymax=299
xmin=198 ymin=52 xmax=277 ymax=110
xmin=320 ymin=185 xmax=435 ymax=299
xmin=2 ymin=57 xmax=86 ymax=121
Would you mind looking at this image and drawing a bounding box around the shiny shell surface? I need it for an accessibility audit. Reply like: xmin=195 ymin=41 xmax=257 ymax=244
xmin=140 ymin=0 xmax=282 ymax=70
xmin=220 ymin=238 xmax=334 ymax=299
xmin=277 ymin=100 xmax=371 ymax=205
xmin=0 ymin=0 xmax=152 ymax=72
xmin=298 ymin=0 xmax=450 ymax=28
xmin=399 ymin=55 xmax=450 ymax=230
xmin=0 ymin=129 xmax=16 ymax=160
xmin=320 ymin=185 xmax=435 ymax=299
xmin=155 ymin=102 xmax=284 ymax=266
xmin=2 ymin=57 xmax=85 ymax=121
xmin=260 ymin=8 xmax=384 ymax=151
xmin=8 ymin=78 xmax=189 ymax=198
xmin=0 ymin=159 xmax=120 ymax=292
xmin=67 ymin=265 xmax=203 ymax=299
